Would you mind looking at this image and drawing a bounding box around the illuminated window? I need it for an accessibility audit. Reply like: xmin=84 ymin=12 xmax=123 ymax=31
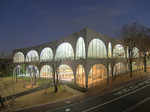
xmin=134 ymin=61 xmax=144 ymax=71
xmin=58 ymin=64 xmax=74 ymax=82
xmin=55 ymin=42 xmax=74 ymax=60
xmin=88 ymin=64 xmax=107 ymax=88
xmin=113 ymin=63 xmax=126 ymax=75
xmin=26 ymin=65 xmax=39 ymax=77
xmin=13 ymin=65 xmax=21 ymax=76
xmin=132 ymin=47 xmax=139 ymax=58
xmin=76 ymin=65 xmax=86 ymax=88
xmin=88 ymin=39 xmax=107 ymax=58
xmin=26 ymin=50 xmax=39 ymax=62
xmin=132 ymin=62 xmax=138 ymax=71
xmin=108 ymin=42 xmax=112 ymax=58
xmin=76 ymin=37 xmax=86 ymax=59
xmin=113 ymin=44 xmax=125 ymax=58
xmin=40 ymin=47 xmax=53 ymax=61
xmin=40 ymin=65 xmax=53 ymax=79
xmin=13 ymin=52 xmax=25 ymax=63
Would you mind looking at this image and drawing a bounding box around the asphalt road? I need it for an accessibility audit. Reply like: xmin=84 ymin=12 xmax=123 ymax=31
xmin=47 ymin=78 xmax=150 ymax=112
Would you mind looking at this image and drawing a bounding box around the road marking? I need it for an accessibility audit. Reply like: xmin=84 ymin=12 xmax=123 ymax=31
xmin=82 ymin=84 xmax=150 ymax=112
xmin=47 ymin=78 xmax=150 ymax=112
xmin=114 ymin=79 xmax=150 ymax=96
xmin=123 ymin=97 xmax=150 ymax=112
xmin=65 ymin=108 xmax=71 ymax=112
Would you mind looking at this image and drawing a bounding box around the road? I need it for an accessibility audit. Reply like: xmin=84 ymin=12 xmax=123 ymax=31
xmin=47 ymin=78 xmax=150 ymax=112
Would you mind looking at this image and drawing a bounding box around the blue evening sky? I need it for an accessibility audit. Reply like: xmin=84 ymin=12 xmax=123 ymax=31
xmin=0 ymin=0 xmax=150 ymax=52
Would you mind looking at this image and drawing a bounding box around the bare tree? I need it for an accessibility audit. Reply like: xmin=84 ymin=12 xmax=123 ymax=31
xmin=121 ymin=23 xmax=137 ymax=77
xmin=121 ymin=22 xmax=150 ymax=75
xmin=52 ymin=60 xmax=61 ymax=93
xmin=134 ymin=32 xmax=150 ymax=72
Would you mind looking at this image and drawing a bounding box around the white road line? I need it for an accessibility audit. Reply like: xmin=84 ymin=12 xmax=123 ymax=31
xmin=123 ymin=97 xmax=150 ymax=112
xmin=82 ymin=84 xmax=150 ymax=112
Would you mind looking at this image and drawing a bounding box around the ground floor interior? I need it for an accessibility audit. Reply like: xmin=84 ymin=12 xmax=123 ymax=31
xmin=13 ymin=61 xmax=145 ymax=88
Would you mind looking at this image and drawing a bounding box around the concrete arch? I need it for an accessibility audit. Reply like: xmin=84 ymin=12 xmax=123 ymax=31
xmin=58 ymin=64 xmax=74 ymax=82
xmin=40 ymin=65 xmax=53 ymax=79
xmin=40 ymin=47 xmax=53 ymax=61
xmin=76 ymin=64 xmax=86 ymax=88
xmin=76 ymin=37 xmax=86 ymax=59
xmin=13 ymin=52 xmax=25 ymax=63
xmin=26 ymin=50 xmax=39 ymax=62
xmin=108 ymin=42 xmax=112 ymax=58
xmin=88 ymin=64 xmax=107 ymax=88
xmin=55 ymin=42 xmax=74 ymax=60
xmin=88 ymin=38 xmax=107 ymax=58
xmin=113 ymin=44 xmax=125 ymax=58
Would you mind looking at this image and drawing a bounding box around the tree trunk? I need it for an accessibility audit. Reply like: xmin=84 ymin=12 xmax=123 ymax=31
xmin=54 ymin=84 xmax=58 ymax=93
xmin=0 ymin=96 xmax=4 ymax=108
xmin=144 ymin=53 xmax=147 ymax=72
xmin=129 ymin=49 xmax=133 ymax=78
xmin=52 ymin=65 xmax=58 ymax=93
xmin=129 ymin=58 xmax=133 ymax=78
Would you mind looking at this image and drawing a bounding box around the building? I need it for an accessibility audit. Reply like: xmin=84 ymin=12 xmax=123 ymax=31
xmin=12 ymin=27 xmax=142 ymax=89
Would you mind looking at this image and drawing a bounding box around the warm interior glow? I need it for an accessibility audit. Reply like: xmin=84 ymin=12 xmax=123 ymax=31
xmin=76 ymin=65 xmax=86 ymax=88
xmin=40 ymin=65 xmax=53 ymax=78
xmin=88 ymin=64 xmax=106 ymax=88
xmin=58 ymin=64 xmax=74 ymax=82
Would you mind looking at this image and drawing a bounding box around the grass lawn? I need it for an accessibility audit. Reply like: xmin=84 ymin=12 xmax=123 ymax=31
xmin=0 ymin=76 xmax=52 ymax=97
xmin=10 ymin=85 xmax=78 ymax=111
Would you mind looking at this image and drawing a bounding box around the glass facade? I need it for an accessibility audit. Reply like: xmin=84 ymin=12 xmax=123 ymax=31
xmin=40 ymin=47 xmax=53 ymax=61
xmin=76 ymin=65 xmax=86 ymax=88
xmin=40 ymin=65 xmax=53 ymax=78
xmin=88 ymin=64 xmax=107 ymax=87
xmin=26 ymin=65 xmax=39 ymax=77
xmin=26 ymin=50 xmax=39 ymax=62
xmin=88 ymin=39 xmax=107 ymax=58
xmin=13 ymin=65 xmax=21 ymax=76
xmin=55 ymin=42 xmax=74 ymax=60
xmin=76 ymin=37 xmax=86 ymax=59
xmin=113 ymin=63 xmax=126 ymax=75
xmin=113 ymin=44 xmax=125 ymax=58
xmin=132 ymin=47 xmax=139 ymax=58
xmin=13 ymin=52 xmax=25 ymax=63
xmin=132 ymin=62 xmax=138 ymax=71
xmin=58 ymin=64 xmax=74 ymax=82
xmin=14 ymin=34 xmax=141 ymax=88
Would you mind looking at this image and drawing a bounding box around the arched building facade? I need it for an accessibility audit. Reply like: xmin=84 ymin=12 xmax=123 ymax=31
xmin=12 ymin=27 xmax=141 ymax=89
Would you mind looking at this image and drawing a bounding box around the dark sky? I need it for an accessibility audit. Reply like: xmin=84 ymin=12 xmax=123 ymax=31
xmin=0 ymin=0 xmax=150 ymax=53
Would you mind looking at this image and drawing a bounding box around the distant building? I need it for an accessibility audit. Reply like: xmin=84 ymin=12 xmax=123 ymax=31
xmin=12 ymin=27 xmax=142 ymax=88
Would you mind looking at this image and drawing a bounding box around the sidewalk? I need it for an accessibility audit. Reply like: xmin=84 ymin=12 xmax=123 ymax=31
xmin=15 ymin=71 xmax=150 ymax=112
